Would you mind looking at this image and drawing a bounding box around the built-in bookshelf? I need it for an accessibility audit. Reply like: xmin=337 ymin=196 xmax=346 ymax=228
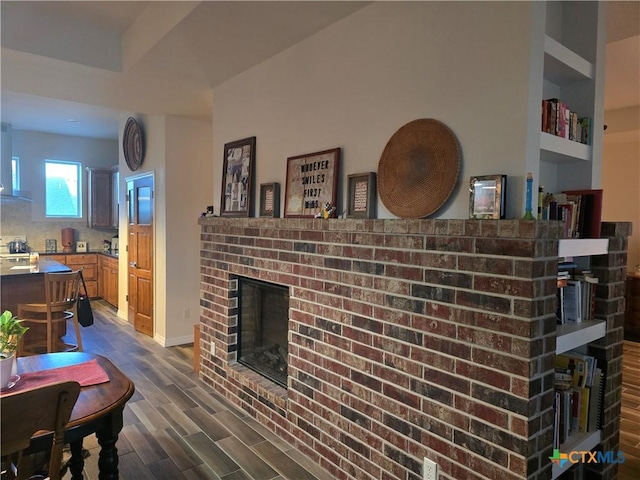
xmin=533 ymin=1 xmax=605 ymax=204
xmin=552 ymin=234 xmax=608 ymax=480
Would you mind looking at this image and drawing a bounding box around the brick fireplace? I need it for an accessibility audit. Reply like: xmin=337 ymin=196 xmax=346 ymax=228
xmin=198 ymin=218 xmax=628 ymax=480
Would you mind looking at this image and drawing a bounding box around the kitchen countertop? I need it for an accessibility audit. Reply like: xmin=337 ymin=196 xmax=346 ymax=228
xmin=0 ymin=258 xmax=72 ymax=277
xmin=39 ymin=250 xmax=119 ymax=259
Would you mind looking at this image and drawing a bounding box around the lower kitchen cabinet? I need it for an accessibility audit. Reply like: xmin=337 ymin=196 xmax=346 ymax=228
xmin=99 ymin=254 xmax=119 ymax=308
xmin=42 ymin=253 xmax=98 ymax=298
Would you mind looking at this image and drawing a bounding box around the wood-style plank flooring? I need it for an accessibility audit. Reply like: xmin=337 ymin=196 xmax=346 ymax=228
xmin=62 ymin=301 xmax=640 ymax=480
xmin=61 ymin=300 xmax=332 ymax=480
xmin=619 ymin=340 xmax=640 ymax=480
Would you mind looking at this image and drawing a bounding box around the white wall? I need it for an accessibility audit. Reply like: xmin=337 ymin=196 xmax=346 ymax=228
xmin=212 ymin=2 xmax=534 ymax=219
xmin=117 ymin=114 xmax=212 ymax=346
xmin=602 ymin=132 xmax=640 ymax=272
xmin=164 ymin=115 xmax=213 ymax=344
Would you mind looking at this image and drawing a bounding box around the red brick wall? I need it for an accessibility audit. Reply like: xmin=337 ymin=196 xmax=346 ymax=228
xmin=198 ymin=218 xmax=627 ymax=480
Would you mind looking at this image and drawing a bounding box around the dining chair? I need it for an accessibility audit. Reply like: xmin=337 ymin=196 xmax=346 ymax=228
xmin=1 ymin=380 xmax=81 ymax=480
xmin=17 ymin=271 xmax=83 ymax=356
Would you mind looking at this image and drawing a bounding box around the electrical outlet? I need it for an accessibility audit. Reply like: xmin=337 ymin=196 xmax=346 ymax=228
xmin=183 ymin=307 xmax=190 ymax=319
xmin=210 ymin=342 xmax=216 ymax=356
xmin=423 ymin=457 xmax=437 ymax=480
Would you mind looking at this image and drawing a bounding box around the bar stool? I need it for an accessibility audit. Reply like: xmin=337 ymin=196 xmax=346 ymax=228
xmin=17 ymin=271 xmax=83 ymax=355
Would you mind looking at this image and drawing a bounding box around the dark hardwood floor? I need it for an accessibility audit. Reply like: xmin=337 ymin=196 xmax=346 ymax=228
xmin=61 ymin=300 xmax=332 ymax=480
xmin=619 ymin=340 xmax=640 ymax=480
xmin=62 ymin=301 xmax=640 ymax=480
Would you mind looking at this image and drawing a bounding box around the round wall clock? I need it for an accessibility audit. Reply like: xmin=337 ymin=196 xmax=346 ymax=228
xmin=123 ymin=117 xmax=145 ymax=171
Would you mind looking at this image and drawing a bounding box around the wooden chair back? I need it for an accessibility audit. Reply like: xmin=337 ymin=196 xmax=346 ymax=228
xmin=44 ymin=271 xmax=81 ymax=315
xmin=1 ymin=381 xmax=81 ymax=480
xmin=18 ymin=271 xmax=83 ymax=355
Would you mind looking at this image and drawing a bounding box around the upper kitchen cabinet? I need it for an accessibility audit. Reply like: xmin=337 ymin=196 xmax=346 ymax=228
xmin=87 ymin=166 xmax=119 ymax=229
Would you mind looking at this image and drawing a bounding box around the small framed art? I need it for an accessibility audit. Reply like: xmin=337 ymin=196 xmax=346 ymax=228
xmin=220 ymin=136 xmax=256 ymax=217
xmin=469 ymin=174 xmax=506 ymax=219
xmin=347 ymin=172 xmax=376 ymax=219
xmin=259 ymin=183 xmax=280 ymax=217
xmin=284 ymin=147 xmax=340 ymax=218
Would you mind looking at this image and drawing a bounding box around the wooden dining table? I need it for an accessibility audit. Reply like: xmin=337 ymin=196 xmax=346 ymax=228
xmin=8 ymin=352 xmax=135 ymax=480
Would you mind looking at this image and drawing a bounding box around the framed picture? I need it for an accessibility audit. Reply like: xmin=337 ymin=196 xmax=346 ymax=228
xmin=259 ymin=183 xmax=280 ymax=217
xmin=220 ymin=136 xmax=256 ymax=217
xmin=347 ymin=172 xmax=376 ymax=219
xmin=284 ymin=147 xmax=340 ymax=218
xmin=469 ymin=174 xmax=506 ymax=219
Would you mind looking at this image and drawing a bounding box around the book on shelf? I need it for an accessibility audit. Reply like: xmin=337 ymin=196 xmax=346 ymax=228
xmin=562 ymin=280 xmax=582 ymax=323
xmin=562 ymin=189 xmax=603 ymax=239
xmin=540 ymin=98 xmax=591 ymax=145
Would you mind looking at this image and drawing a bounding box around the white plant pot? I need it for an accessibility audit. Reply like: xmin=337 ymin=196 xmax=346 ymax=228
xmin=0 ymin=353 xmax=15 ymax=389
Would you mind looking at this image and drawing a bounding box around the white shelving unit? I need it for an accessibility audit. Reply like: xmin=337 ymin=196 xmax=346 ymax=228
xmin=556 ymin=320 xmax=606 ymax=355
xmin=558 ymin=238 xmax=608 ymax=259
xmin=553 ymin=217 xmax=608 ymax=480
xmin=533 ymin=1 xmax=605 ymax=203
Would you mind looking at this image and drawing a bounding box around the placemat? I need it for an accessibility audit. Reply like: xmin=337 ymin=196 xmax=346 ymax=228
xmin=1 ymin=359 xmax=109 ymax=396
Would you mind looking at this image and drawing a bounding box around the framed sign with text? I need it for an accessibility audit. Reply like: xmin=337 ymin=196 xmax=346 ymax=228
xmin=284 ymin=148 xmax=340 ymax=218
xmin=347 ymin=172 xmax=376 ymax=219
xmin=259 ymin=183 xmax=280 ymax=217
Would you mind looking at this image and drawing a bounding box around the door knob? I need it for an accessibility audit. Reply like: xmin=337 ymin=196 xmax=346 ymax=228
xmin=129 ymin=261 xmax=137 ymax=267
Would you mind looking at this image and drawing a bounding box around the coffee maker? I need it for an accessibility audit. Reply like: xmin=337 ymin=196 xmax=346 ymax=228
xmin=111 ymin=235 xmax=119 ymax=252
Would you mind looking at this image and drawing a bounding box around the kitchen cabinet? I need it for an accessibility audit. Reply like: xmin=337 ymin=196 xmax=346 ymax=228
xmin=42 ymin=253 xmax=98 ymax=297
xmin=87 ymin=166 xmax=118 ymax=229
xmin=98 ymin=254 xmax=119 ymax=308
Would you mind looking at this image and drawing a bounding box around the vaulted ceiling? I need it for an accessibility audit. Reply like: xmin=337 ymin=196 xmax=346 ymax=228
xmin=1 ymin=1 xmax=638 ymax=139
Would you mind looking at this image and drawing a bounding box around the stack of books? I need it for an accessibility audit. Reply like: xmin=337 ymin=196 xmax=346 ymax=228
xmin=540 ymin=189 xmax=603 ymax=239
xmin=541 ymin=98 xmax=591 ymax=145
xmin=553 ymin=351 xmax=606 ymax=448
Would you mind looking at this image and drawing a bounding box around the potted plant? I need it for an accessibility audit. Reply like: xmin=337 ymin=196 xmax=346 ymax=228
xmin=0 ymin=310 xmax=28 ymax=389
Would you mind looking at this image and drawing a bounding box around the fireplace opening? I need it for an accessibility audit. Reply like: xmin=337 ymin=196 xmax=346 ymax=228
xmin=238 ymin=277 xmax=289 ymax=388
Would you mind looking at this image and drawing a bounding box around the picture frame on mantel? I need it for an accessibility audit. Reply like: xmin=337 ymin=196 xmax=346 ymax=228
xmin=284 ymin=147 xmax=340 ymax=218
xmin=347 ymin=172 xmax=376 ymax=219
xmin=469 ymin=174 xmax=506 ymax=220
xmin=259 ymin=183 xmax=280 ymax=217
xmin=220 ymin=136 xmax=255 ymax=217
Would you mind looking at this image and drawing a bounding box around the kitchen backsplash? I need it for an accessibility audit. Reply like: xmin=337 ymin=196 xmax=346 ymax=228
xmin=1 ymin=198 xmax=117 ymax=253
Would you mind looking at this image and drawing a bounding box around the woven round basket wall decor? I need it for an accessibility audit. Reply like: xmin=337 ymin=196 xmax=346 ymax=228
xmin=377 ymin=118 xmax=460 ymax=218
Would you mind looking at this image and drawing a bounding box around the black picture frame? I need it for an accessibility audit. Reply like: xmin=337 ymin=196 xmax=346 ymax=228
xmin=469 ymin=174 xmax=507 ymax=219
xmin=284 ymin=147 xmax=340 ymax=218
xmin=220 ymin=136 xmax=256 ymax=217
xmin=347 ymin=172 xmax=376 ymax=219
xmin=259 ymin=183 xmax=280 ymax=217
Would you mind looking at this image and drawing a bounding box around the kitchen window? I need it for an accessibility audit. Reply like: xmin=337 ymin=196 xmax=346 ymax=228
xmin=45 ymin=160 xmax=82 ymax=218
xmin=11 ymin=156 xmax=20 ymax=191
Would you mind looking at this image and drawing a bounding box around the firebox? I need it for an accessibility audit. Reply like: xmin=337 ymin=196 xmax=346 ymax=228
xmin=237 ymin=277 xmax=289 ymax=388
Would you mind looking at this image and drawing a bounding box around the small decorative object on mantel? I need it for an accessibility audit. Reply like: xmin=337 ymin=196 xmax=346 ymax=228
xmin=284 ymin=148 xmax=340 ymax=218
xmin=377 ymin=119 xmax=460 ymax=218
xmin=201 ymin=206 xmax=215 ymax=218
xmin=123 ymin=117 xmax=145 ymax=172
xmin=523 ymin=172 xmax=535 ymax=220
xmin=315 ymin=202 xmax=337 ymax=219
xmin=347 ymin=172 xmax=376 ymax=219
xmin=260 ymin=183 xmax=280 ymax=217
xmin=469 ymin=174 xmax=507 ymax=220
xmin=220 ymin=137 xmax=255 ymax=217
